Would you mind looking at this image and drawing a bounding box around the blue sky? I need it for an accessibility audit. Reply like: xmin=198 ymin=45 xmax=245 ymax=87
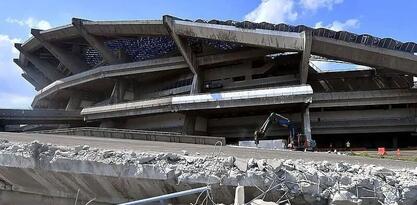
xmin=0 ymin=0 xmax=416 ymax=108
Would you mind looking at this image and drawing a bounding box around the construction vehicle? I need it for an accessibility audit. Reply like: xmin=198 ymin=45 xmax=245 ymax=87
xmin=254 ymin=112 xmax=316 ymax=150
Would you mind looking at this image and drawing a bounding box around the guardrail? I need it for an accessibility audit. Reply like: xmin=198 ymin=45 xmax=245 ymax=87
xmin=31 ymin=127 xmax=225 ymax=145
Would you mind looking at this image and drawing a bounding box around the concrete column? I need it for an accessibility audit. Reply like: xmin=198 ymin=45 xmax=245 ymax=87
xmin=190 ymin=74 xmax=203 ymax=94
xmin=15 ymin=43 xmax=65 ymax=80
xmin=163 ymin=15 xmax=201 ymax=94
xmin=109 ymin=80 xmax=127 ymax=104
xmin=392 ymin=136 xmax=398 ymax=149
xmin=301 ymin=105 xmax=313 ymax=147
xmin=72 ymin=18 xmax=121 ymax=64
xmin=299 ymin=31 xmax=312 ymax=84
xmin=182 ymin=114 xmax=196 ymax=135
xmin=182 ymin=115 xmax=207 ymax=135
xmin=100 ymin=120 xmax=115 ymax=128
xmin=65 ymin=93 xmax=82 ymax=111
xmin=31 ymin=29 xmax=87 ymax=74
xmin=194 ymin=116 xmax=208 ymax=135
xmin=132 ymin=80 xmax=142 ymax=100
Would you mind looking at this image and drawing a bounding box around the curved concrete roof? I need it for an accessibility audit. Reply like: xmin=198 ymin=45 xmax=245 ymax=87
xmin=15 ymin=15 xmax=417 ymax=108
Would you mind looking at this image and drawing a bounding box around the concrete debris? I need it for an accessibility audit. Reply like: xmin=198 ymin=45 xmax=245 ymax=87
xmin=0 ymin=140 xmax=416 ymax=205
xmin=250 ymin=199 xmax=279 ymax=205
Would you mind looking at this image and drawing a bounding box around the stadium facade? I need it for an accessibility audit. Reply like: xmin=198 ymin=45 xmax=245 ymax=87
xmin=11 ymin=15 xmax=417 ymax=148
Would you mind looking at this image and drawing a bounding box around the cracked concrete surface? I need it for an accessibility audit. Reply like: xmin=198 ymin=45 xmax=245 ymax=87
xmin=0 ymin=139 xmax=416 ymax=205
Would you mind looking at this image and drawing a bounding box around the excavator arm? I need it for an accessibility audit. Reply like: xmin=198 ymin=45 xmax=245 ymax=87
xmin=253 ymin=112 xmax=315 ymax=150
xmin=254 ymin=112 xmax=292 ymax=145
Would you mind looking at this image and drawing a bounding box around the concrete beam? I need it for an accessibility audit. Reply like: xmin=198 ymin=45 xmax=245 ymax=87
xmin=299 ymin=31 xmax=312 ymax=84
xmin=15 ymin=43 xmax=65 ymax=81
xmin=311 ymin=36 xmax=417 ymax=75
xmin=32 ymin=50 xmax=271 ymax=107
xmin=81 ymin=85 xmax=313 ymax=120
xmin=0 ymin=109 xmax=83 ymax=125
xmin=164 ymin=16 xmax=201 ymax=94
xmin=72 ymin=18 xmax=121 ymax=64
xmin=163 ymin=16 xmax=198 ymax=75
xmin=31 ymin=29 xmax=88 ymax=74
xmin=170 ymin=19 xmax=305 ymax=51
xmin=21 ymin=73 xmax=41 ymax=91
xmin=311 ymin=89 xmax=417 ymax=108
xmin=196 ymin=49 xmax=272 ymax=65
xmin=14 ymin=59 xmax=50 ymax=88
xmin=208 ymin=107 xmax=417 ymax=138
xmin=31 ymin=56 xmax=188 ymax=107
xmin=65 ymin=93 xmax=82 ymax=111
xmin=109 ymin=79 xmax=128 ymax=104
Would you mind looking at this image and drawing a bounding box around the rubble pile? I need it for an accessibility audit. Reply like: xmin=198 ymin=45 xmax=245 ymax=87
xmin=0 ymin=139 xmax=416 ymax=205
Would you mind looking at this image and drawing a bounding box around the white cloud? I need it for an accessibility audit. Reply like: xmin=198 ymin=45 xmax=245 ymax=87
xmin=314 ymin=19 xmax=359 ymax=31
xmin=300 ymin=0 xmax=343 ymax=11
xmin=6 ymin=17 xmax=52 ymax=30
xmin=0 ymin=34 xmax=35 ymax=109
xmin=245 ymin=0 xmax=298 ymax=23
xmin=0 ymin=92 xmax=33 ymax=109
xmin=0 ymin=34 xmax=21 ymax=73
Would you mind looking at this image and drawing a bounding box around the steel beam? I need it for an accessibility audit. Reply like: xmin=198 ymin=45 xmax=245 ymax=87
xmin=31 ymin=29 xmax=88 ymax=74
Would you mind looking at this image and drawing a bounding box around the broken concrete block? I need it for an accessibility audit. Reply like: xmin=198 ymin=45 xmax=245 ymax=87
xmin=234 ymin=158 xmax=248 ymax=172
xmin=330 ymin=191 xmax=362 ymax=205
xmin=266 ymin=159 xmax=282 ymax=171
xmin=250 ymin=199 xmax=278 ymax=205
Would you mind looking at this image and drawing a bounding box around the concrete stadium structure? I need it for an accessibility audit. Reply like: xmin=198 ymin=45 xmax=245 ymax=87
xmin=10 ymin=15 xmax=417 ymax=148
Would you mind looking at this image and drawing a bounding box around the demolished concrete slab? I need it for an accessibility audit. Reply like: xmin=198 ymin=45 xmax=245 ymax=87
xmin=0 ymin=139 xmax=416 ymax=205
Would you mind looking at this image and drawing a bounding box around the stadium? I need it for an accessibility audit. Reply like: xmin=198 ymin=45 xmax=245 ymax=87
xmin=8 ymin=15 xmax=417 ymax=149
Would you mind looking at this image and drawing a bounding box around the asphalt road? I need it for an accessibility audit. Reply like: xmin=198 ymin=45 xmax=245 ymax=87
xmin=0 ymin=132 xmax=416 ymax=170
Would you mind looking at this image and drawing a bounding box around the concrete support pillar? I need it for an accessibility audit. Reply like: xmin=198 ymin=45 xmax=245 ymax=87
xmin=31 ymin=29 xmax=87 ymax=74
xmin=14 ymin=59 xmax=50 ymax=88
xmin=109 ymin=80 xmax=127 ymax=104
xmin=392 ymin=136 xmax=398 ymax=149
xmin=190 ymin=74 xmax=203 ymax=94
xmin=163 ymin=15 xmax=201 ymax=94
xmin=15 ymin=43 xmax=65 ymax=81
xmin=301 ymin=105 xmax=313 ymax=147
xmin=72 ymin=18 xmax=121 ymax=64
xmin=182 ymin=114 xmax=196 ymax=135
xmin=65 ymin=93 xmax=82 ymax=111
xmin=299 ymin=31 xmax=312 ymax=84
xmin=182 ymin=114 xmax=207 ymax=135
xmin=100 ymin=120 xmax=116 ymax=128
xmin=132 ymin=80 xmax=142 ymax=100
